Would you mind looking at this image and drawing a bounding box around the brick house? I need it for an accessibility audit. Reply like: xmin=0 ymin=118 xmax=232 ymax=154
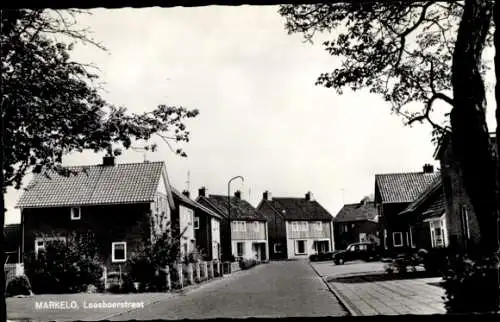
xmin=333 ymin=197 xmax=379 ymax=250
xmin=375 ymin=165 xmax=440 ymax=252
xmin=434 ymin=133 xmax=498 ymax=251
xmin=257 ymin=191 xmax=334 ymax=260
xmin=196 ymin=188 xmax=269 ymax=261
xmin=399 ymin=177 xmax=448 ymax=250
xmin=171 ymin=188 xmax=223 ymax=261
xmin=15 ymin=157 xmax=177 ymax=270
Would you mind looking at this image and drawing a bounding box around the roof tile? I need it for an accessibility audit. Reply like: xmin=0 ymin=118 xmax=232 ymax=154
xmin=16 ymin=162 xmax=164 ymax=208
xmin=267 ymin=197 xmax=333 ymax=221
xmin=375 ymin=172 xmax=440 ymax=204
xmin=334 ymin=201 xmax=378 ymax=223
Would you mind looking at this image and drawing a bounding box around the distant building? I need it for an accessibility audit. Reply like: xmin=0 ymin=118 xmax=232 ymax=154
xmin=333 ymin=197 xmax=379 ymax=250
xmin=196 ymin=188 xmax=269 ymax=261
xmin=257 ymin=191 xmax=334 ymax=260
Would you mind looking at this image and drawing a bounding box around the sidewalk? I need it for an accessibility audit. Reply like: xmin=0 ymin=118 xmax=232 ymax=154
xmin=310 ymin=261 xmax=447 ymax=316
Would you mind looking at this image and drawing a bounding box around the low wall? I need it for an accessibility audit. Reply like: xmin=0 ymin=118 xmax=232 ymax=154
xmin=4 ymin=263 xmax=25 ymax=283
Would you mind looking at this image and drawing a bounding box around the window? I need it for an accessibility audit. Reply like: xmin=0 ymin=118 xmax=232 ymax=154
xmin=295 ymin=240 xmax=306 ymax=255
xmin=314 ymin=221 xmax=322 ymax=231
xmin=253 ymin=222 xmax=259 ymax=232
xmin=359 ymin=233 xmax=367 ymax=242
xmin=234 ymin=221 xmax=246 ymax=232
xmin=300 ymin=222 xmax=308 ymax=232
xmin=409 ymin=226 xmax=416 ymax=248
xmin=430 ymin=219 xmax=445 ymax=248
xmin=236 ymin=242 xmax=244 ymax=257
xmin=384 ymin=229 xmax=388 ymax=250
xmin=358 ymin=244 xmax=368 ymax=251
xmin=392 ymin=232 xmax=403 ymax=247
xmin=70 ymin=207 xmax=81 ymax=220
xmin=34 ymin=236 xmax=66 ymax=256
xmin=292 ymin=222 xmax=299 ymax=231
xmin=194 ymin=216 xmax=200 ymax=229
xmin=111 ymin=242 xmax=127 ymax=263
xmin=343 ymin=224 xmax=348 ymax=233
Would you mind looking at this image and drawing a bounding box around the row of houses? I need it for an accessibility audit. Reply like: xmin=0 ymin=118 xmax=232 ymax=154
xmin=334 ymin=132 xmax=498 ymax=255
xmin=4 ymin=155 xmax=336 ymax=270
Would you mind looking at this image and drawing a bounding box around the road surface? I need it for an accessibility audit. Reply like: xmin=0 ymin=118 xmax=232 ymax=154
xmin=111 ymin=260 xmax=347 ymax=319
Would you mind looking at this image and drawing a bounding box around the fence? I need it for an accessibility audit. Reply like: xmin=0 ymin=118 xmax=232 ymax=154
xmin=102 ymin=258 xmax=263 ymax=293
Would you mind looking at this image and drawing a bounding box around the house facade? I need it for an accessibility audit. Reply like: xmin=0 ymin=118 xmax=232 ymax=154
xmin=171 ymin=188 xmax=223 ymax=261
xmin=15 ymin=157 xmax=175 ymax=270
xmin=434 ymin=133 xmax=498 ymax=252
xmin=257 ymin=191 xmax=334 ymax=260
xmin=375 ymin=165 xmax=440 ymax=252
xmin=399 ymin=177 xmax=448 ymax=251
xmin=333 ymin=197 xmax=379 ymax=250
xmin=196 ymin=188 xmax=269 ymax=261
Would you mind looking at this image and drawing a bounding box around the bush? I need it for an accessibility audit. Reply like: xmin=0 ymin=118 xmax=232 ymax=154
xmin=5 ymin=275 xmax=33 ymax=297
xmin=24 ymin=232 xmax=104 ymax=294
xmin=423 ymin=247 xmax=450 ymax=275
xmin=107 ymin=272 xmax=136 ymax=294
xmin=239 ymin=258 xmax=258 ymax=270
xmin=442 ymin=254 xmax=500 ymax=313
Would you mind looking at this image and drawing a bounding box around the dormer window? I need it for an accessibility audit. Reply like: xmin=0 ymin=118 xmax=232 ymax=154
xmin=70 ymin=207 xmax=81 ymax=220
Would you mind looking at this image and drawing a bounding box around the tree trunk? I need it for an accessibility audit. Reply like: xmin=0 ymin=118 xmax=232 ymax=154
xmin=451 ymin=0 xmax=499 ymax=312
xmin=451 ymin=0 xmax=497 ymax=256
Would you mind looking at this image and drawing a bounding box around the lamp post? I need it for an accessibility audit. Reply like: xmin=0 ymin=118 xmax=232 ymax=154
xmin=227 ymin=176 xmax=244 ymax=261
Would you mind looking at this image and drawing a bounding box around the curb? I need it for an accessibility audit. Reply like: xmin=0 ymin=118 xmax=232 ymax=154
xmin=308 ymin=262 xmax=359 ymax=317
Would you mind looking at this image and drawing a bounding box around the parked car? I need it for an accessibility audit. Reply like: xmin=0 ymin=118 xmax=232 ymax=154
xmin=309 ymin=251 xmax=335 ymax=262
xmin=332 ymin=242 xmax=379 ymax=265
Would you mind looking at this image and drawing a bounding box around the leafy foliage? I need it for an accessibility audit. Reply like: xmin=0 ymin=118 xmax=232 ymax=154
xmin=442 ymin=253 xmax=500 ymax=313
xmin=239 ymin=258 xmax=258 ymax=270
xmin=127 ymin=222 xmax=184 ymax=292
xmin=279 ymin=1 xmax=494 ymax=142
xmin=24 ymin=231 xmax=104 ymax=294
xmin=5 ymin=275 xmax=33 ymax=297
xmin=1 ymin=9 xmax=199 ymax=192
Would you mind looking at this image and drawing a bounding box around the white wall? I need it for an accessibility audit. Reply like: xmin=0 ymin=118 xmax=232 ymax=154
xmin=231 ymin=239 xmax=268 ymax=260
xmin=286 ymin=238 xmax=331 ymax=259
xmin=179 ymin=205 xmax=195 ymax=255
xmin=211 ymin=217 xmax=221 ymax=260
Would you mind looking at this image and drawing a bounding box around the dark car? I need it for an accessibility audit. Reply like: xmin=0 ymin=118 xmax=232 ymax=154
xmin=309 ymin=251 xmax=335 ymax=262
xmin=332 ymin=242 xmax=379 ymax=265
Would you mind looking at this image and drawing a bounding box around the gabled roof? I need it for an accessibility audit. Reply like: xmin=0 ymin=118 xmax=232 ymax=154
xmin=375 ymin=171 xmax=440 ymax=204
xmin=334 ymin=201 xmax=378 ymax=223
xmin=264 ymin=197 xmax=333 ymax=221
xmin=16 ymin=161 xmax=171 ymax=208
xmin=197 ymin=195 xmax=267 ymax=221
xmin=171 ymin=188 xmax=223 ymax=220
xmin=399 ymin=176 xmax=443 ymax=215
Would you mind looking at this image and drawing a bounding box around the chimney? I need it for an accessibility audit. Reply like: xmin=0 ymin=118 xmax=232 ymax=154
xmin=182 ymin=190 xmax=190 ymax=199
xmin=235 ymin=190 xmax=242 ymax=199
xmin=305 ymin=191 xmax=314 ymax=201
xmin=198 ymin=187 xmax=206 ymax=197
xmin=423 ymin=164 xmax=434 ymax=173
xmin=102 ymin=156 xmax=115 ymax=166
xmin=263 ymin=190 xmax=272 ymax=201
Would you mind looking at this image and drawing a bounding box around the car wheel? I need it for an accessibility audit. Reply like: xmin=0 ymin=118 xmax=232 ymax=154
xmin=335 ymin=258 xmax=344 ymax=265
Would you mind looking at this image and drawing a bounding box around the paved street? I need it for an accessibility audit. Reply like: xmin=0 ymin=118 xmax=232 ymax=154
xmin=311 ymin=261 xmax=446 ymax=315
xmin=110 ymin=261 xmax=347 ymax=320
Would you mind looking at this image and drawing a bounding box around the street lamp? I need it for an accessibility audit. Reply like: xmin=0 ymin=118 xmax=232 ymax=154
xmin=227 ymin=176 xmax=244 ymax=261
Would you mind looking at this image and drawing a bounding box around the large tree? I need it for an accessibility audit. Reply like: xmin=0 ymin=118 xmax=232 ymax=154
xmin=1 ymin=9 xmax=198 ymax=320
xmin=280 ymin=0 xmax=499 ymax=312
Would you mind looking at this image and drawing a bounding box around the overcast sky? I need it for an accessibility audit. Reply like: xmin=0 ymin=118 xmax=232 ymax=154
xmin=4 ymin=6 xmax=497 ymax=224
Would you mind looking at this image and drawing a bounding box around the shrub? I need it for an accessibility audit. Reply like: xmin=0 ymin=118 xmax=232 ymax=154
xmin=24 ymin=232 xmax=104 ymax=294
xmin=5 ymin=275 xmax=33 ymax=297
xmin=423 ymin=247 xmax=450 ymax=275
xmin=107 ymin=272 xmax=136 ymax=294
xmin=442 ymin=254 xmax=500 ymax=313
xmin=239 ymin=258 xmax=258 ymax=270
